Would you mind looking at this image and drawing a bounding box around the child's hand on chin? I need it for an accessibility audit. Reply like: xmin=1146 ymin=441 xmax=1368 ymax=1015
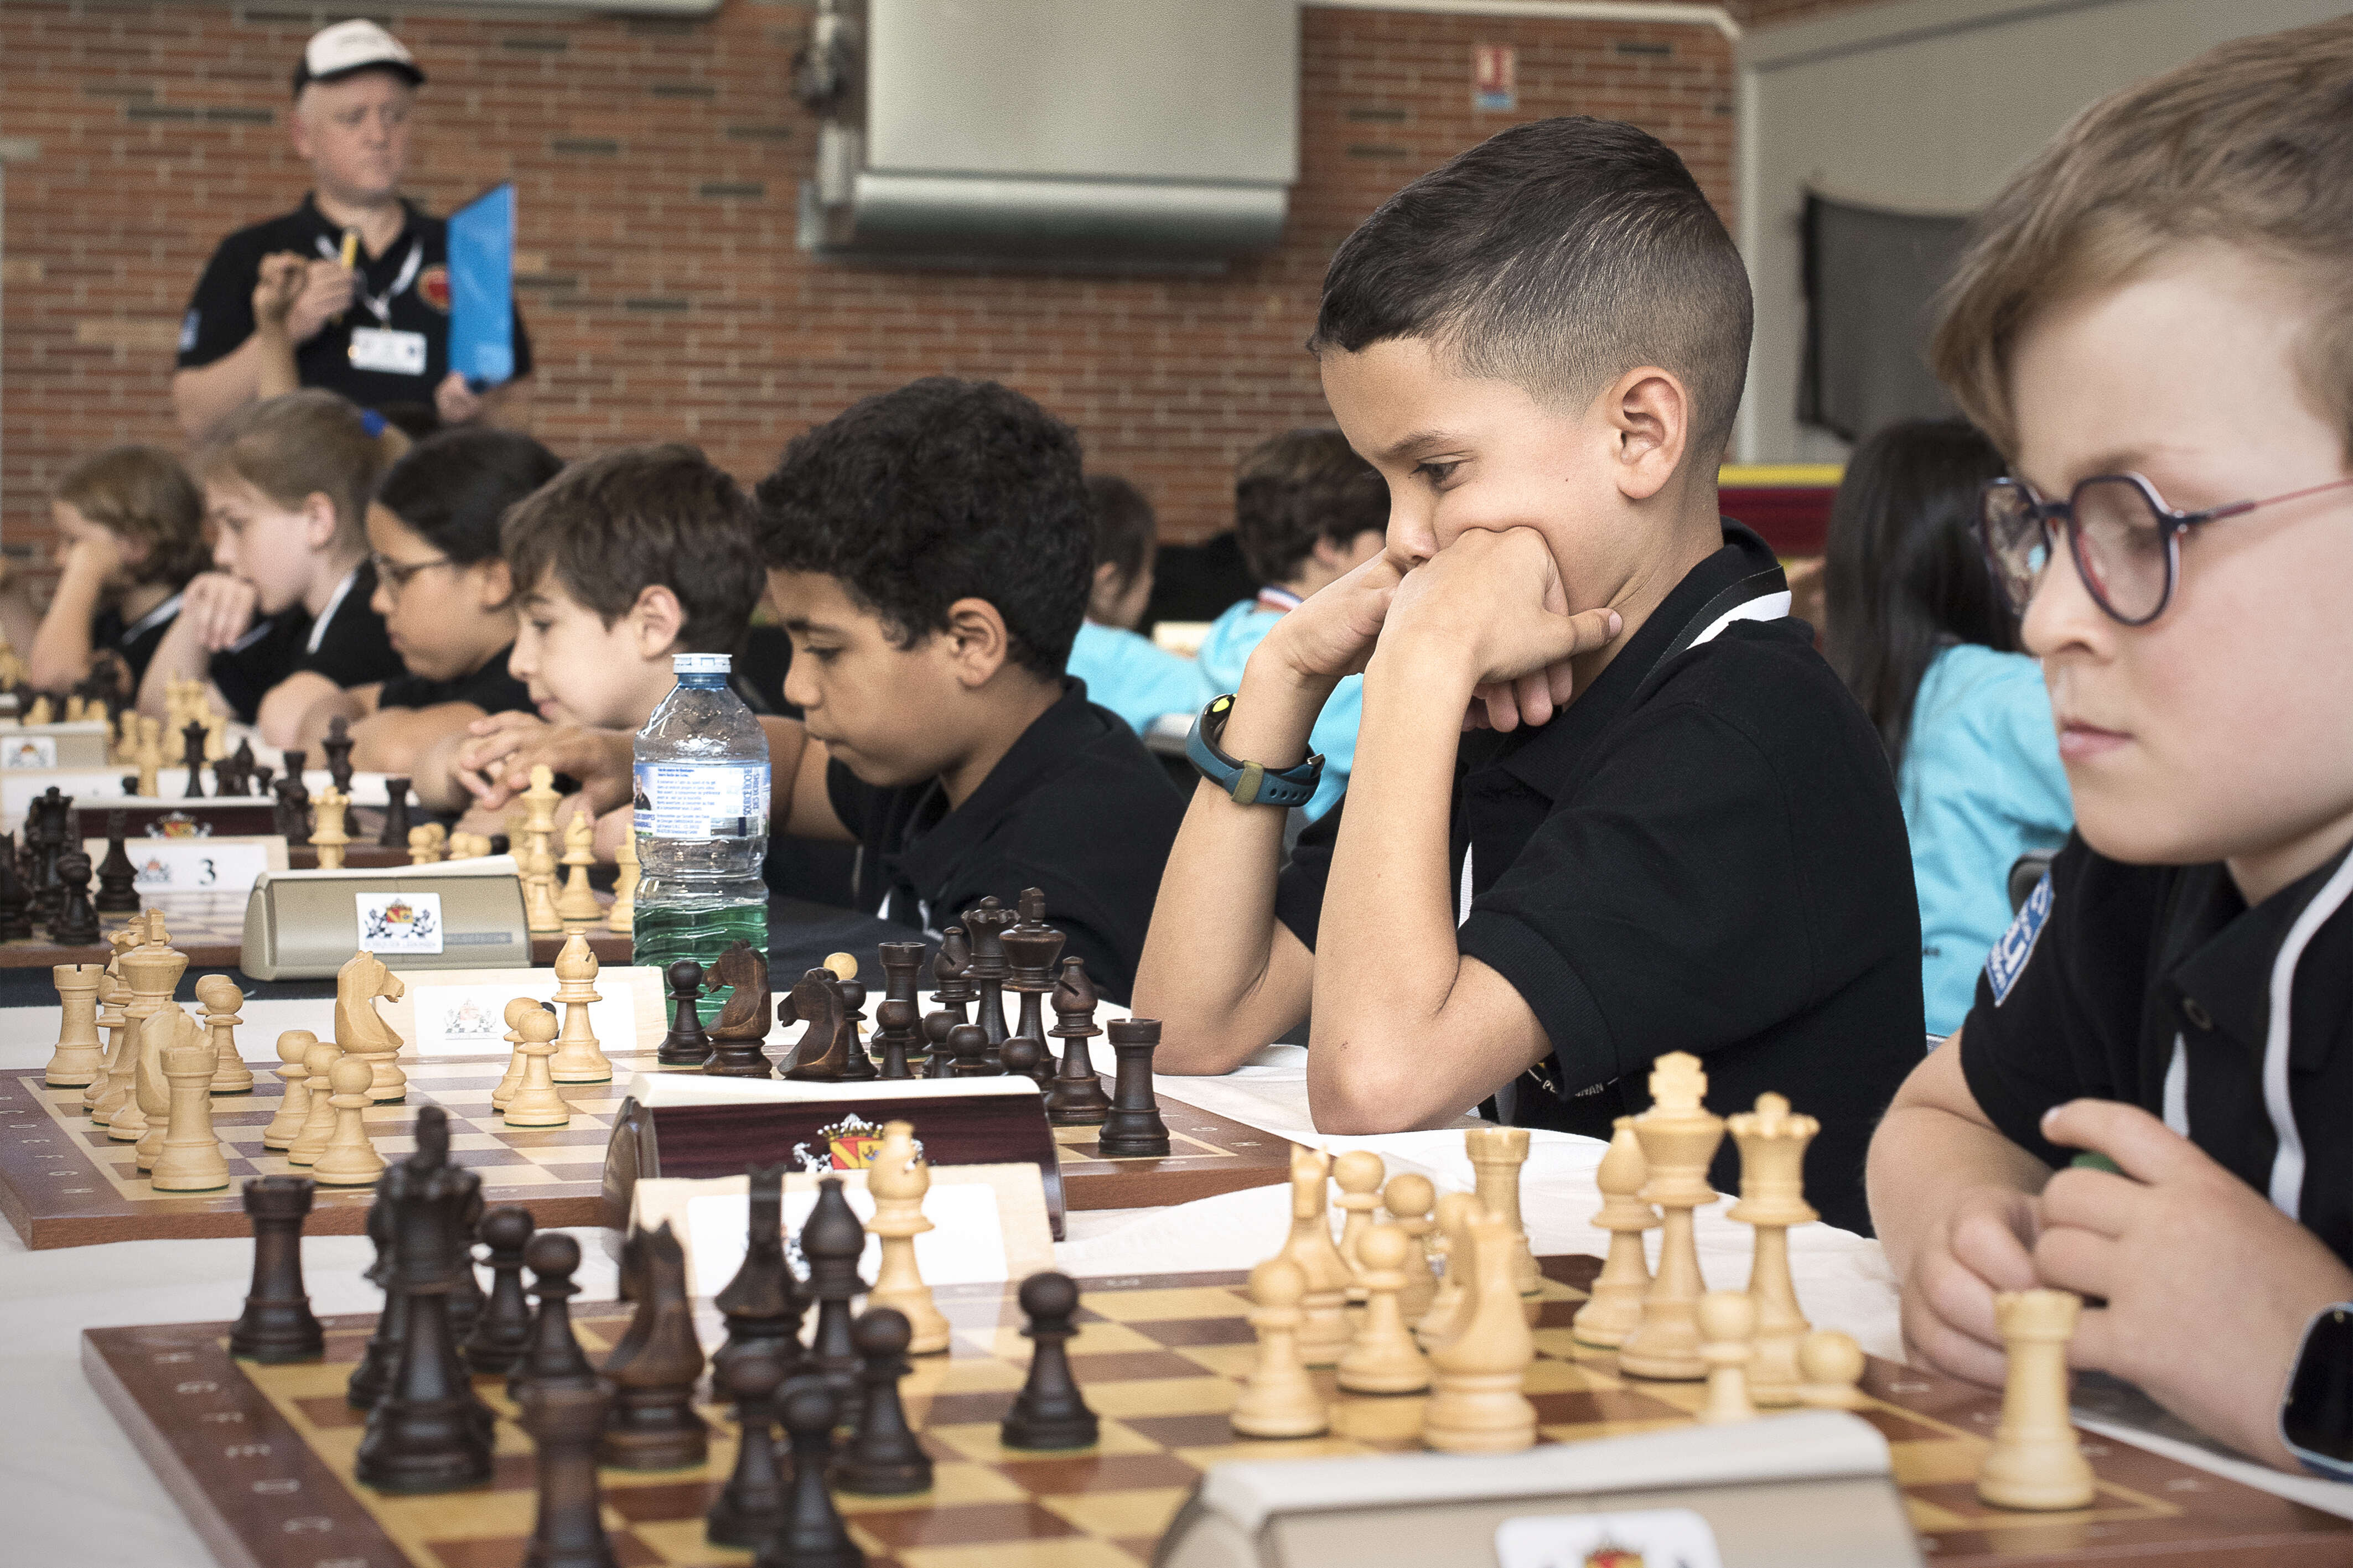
xmin=1261 ymin=551 xmax=1404 ymax=688
xmin=1379 ymin=527 xmax=1620 ymax=732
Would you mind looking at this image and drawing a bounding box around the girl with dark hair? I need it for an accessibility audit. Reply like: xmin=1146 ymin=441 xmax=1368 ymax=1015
xmin=1823 ymin=417 xmax=2071 ymax=1036
xmin=295 ymin=425 xmax=562 ymax=808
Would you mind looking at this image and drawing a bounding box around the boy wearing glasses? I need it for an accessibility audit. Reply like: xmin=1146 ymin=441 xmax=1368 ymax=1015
xmin=1868 ymin=19 xmax=2353 ymax=1474
xmin=1136 ymin=118 xmax=1926 ymax=1235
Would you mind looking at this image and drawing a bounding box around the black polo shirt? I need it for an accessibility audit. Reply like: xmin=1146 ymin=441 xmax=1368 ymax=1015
xmin=1276 ymin=523 xmax=1923 ymax=1234
xmin=179 ymin=194 xmax=535 ymax=430
xmin=207 ymin=563 xmax=406 ymax=722
xmin=1961 ymin=835 xmax=2353 ymax=1268
xmin=817 ymin=678 xmax=1185 ymax=1005
xmin=377 ymin=642 xmax=530 ymax=715
xmin=93 ymin=594 xmax=182 ymax=688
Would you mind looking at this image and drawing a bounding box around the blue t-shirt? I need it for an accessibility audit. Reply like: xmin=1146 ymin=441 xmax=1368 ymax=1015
xmin=1065 ymin=620 xmax=1211 ymax=738
xmin=1899 ymin=643 xmax=2074 ymax=1036
xmin=1195 ymin=598 xmax=1358 ymax=822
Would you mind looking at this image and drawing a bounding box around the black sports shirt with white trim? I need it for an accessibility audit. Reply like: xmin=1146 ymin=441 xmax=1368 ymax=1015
xmin=1960 ymin=835 xmax=2353 ymax=1268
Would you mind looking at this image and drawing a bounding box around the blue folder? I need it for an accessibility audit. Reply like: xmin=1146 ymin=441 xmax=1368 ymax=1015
xmin=448 ymin=184 xmax=516 ymax=388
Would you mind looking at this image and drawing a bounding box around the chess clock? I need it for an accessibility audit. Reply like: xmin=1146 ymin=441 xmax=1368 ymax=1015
xmin=1152 ymin=1411 xmax=1923 ymax=1568
xmin=2283 ymin=1302 xmax=2353 ymax=1481
xmin=241 ymin=857 xmax=531 ymax=979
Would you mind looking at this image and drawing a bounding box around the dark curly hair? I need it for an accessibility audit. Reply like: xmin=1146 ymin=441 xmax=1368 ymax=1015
xmin=1233 ymin=429 xmax=1388 ymax=585
xmin=754 ymin=378 xmax=1091 ymax=680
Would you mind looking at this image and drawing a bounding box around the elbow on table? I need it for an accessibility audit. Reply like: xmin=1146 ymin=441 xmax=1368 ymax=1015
xmin=1146 ymin=1014 xmax=1263 ymax=1079
xmin=1306 ymin=1051 xmax=1442 ymax=1136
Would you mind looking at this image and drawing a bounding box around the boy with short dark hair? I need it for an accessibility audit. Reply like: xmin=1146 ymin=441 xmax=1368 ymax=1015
xmin=1065 ymin=473 xmax=1212 ymax=736
xmin=1869 ymin=20 xmax=2353 ymax=1472
xmin=454 ymin=443 xmax=766 ymax=849
xmin=1195 ymin=428 xmax=1391 ymax=821
xmin=1136 ymin=117 xmax=1923 ymax=1233
xmin=753 ymin=377 xmax=1184 ymax=1002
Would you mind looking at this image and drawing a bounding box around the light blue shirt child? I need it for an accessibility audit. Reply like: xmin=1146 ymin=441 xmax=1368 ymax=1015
xmin=1899 ymin=642 xmax=2075 ymax=1036
xmin=1195 ymin=591 xmax=1358 ymax=822
xmin=1065 ymin=619 xmax=1213 ymax=738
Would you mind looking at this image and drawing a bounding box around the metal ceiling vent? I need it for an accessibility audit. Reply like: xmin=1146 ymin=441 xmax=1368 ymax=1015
xmin=795 ymin=0 xmax=1300 ymax=267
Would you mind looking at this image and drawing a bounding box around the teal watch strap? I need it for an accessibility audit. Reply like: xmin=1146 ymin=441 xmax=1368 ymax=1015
xmin=1184 ymin=695 xmax=1324 ymax=808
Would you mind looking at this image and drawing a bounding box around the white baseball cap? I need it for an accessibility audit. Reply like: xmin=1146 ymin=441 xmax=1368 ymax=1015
xmin=293 ymin=20 xmax=424 ymax=95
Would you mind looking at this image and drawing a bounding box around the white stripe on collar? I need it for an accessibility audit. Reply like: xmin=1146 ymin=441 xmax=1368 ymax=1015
xmin=120 ymin=591 xmax=184 ymax=641
xmin=2262 ymin=849 xmax=2353 ymax=1217
xmin=307 ymin=566 xmax=363 ymax=656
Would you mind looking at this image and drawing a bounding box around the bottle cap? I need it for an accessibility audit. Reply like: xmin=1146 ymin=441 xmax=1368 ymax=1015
xmin=672 ymin=653 xmax=732 ymax=674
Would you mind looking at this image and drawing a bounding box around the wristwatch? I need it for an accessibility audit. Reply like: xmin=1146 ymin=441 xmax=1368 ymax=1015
xmin=2281 ymin=1302 xmax=2353 ymax=1480
xmin=1185 ymin=694 xmax=1324 ymax=808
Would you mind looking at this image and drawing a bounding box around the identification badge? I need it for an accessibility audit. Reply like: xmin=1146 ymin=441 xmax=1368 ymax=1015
xmin=348 ymin=326 xmax=427 ymax=376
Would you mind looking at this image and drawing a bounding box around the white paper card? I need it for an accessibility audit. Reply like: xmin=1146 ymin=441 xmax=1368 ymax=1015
xmin=408 ymin=978 xmax=638 ymax=1059
xmin=686 ymin=1182 xmax=1008 ymax=1299
xmin=2 ymin=736 xmax=56 ymax=769
xmin=83 ymin=837 xmax=273 ymax=894
xmin=349 ymin=326 xmax=427 ymax=375
xmin=1495 ymin=1509 xmax=1724 ymax=1568
xmin=356 ymin=889 xmax=444 ymax=954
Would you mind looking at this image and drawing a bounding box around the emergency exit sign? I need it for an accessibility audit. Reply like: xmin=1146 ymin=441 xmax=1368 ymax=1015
xmin=1474 ymin=44 xmax=1517 ymax=112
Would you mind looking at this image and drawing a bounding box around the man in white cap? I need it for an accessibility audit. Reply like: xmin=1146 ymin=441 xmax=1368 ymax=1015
xmin=171 ymin=20 xmax=533 ymax=440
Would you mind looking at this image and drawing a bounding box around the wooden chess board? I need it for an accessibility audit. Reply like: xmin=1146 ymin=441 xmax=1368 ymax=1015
xmin=81 ymin=1256 xmax=2353 ymax=1568
xmin=0 ymin=889 xmax=629 ymax=970
xmin=1 ymin=1051 xmax=1291 ymax=1249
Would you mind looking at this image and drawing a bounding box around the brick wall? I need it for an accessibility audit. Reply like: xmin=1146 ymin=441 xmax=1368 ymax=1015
xmin=0 ymin=1 xmax=1740 ymax=549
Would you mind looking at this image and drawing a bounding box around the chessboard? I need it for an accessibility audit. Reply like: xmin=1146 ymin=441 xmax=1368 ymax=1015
xmin=1 ymin=1051 xmax=1292 ymax=1249
xmin=0 ymin=889 xmax=630 ymax=970
xmin=82 ymin=1255 xmax=2353 ymax=1568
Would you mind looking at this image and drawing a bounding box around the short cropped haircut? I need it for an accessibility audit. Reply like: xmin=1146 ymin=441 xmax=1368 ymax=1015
xmin=193 ymin=390 xmax=386 ymax=544
xmin=1086 ymin=474 xmax=1157 ymax=591
xmin=1312 ymin=116 xmax=1753 ymax=462
xmin=1233 ymin=429 xmax=1388 ymax=585
xmin=754 ymin=378 xmax=1092 ymax=681
xmin=377 ymin=428 xmax=563 ymax=567
xmin=1932 ymin=18 xmax=2353 ymax=458
xmin=501 ymin=444 xmax=764 ymax=655
xmin=54 ymin=446 xmax=208 ymax=589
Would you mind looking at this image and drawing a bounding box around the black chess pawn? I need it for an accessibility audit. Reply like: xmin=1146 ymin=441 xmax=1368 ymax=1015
xmin=49 ymin=848 xmax=100 ymax=946
xmin=800 ymin=1176 xmax=868 ymax=1429
xmin=1000 ymin=1271 xmax=1098 ymax=1451
xmin=0 ymin=832 xmax=33 ymax=941
xmin=516 ymin=1377 xmax=620 ymax=1568
xmin=832 ymin=973 xmax=878 ymax=1082
xmin=93 ymin=810 xmax=140 ymax=913
xmin=706 ymin=1345 xmax=790 ymax=1549
xmin=999 ymin=1034 xmax=1044 ymax=1081
xmin=462 ymin=1205 xmax=537 ymax=1376
xmin=712 ymin=1165 xmax=805 ymax=1390
xmin=873 ymin=996 xmax=920 ymax=1080
xmin=229 ymin=1176 xmax=325 ymax=1363
xmin=833 ymin=1307 xmax=932 ymax=1496
xmin=1098 ymin=1017 xmax=1173 ymax=1157
xmin=756 ymin=1375 xmax=865 ymax=1568
xmin=947 ymin=1021 xmax=992 ymax=1078
xmin=379 ymin=777 xmax=414 ymax=848
xmin=658 ymin=959 xmax=713 ymax=1066
xmin=507 ymin=1230 xmax=600 ymax=1403
xmin=1044 ymin=957 xmax=1112 ymax=1126
xmin=180 ymin=720 xmax=210 ymax=797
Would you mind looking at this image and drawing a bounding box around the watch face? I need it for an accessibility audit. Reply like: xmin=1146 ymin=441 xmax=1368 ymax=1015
xmin=2284 ymin=1307 xmax=2353 ymax=1463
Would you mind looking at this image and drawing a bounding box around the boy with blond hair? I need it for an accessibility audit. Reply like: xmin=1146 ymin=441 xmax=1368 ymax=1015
xmin=1868 ymin=20 xmax=2353 ymax=1473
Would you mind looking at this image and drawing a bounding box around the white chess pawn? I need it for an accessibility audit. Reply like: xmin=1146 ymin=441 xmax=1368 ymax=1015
xmin=285 ymin=1039 xmax=345 ymax=1166
xmin=865 ymin=1120 xmax=951 ymax=1354
xmin=1231 ymin=1258 xmax=1326 ymax=1439
xmin=310 ymin=1057 xmax=385 ymax=1187
xmin=490 ymin=997 xmax=542 ymax=1112
xmin=1383 ymin=1173 xmax=1441 ymax=1322
xmin=501 ymin=1009 xmax=571 ymax=1128
xmin=1796 ymin=1330 xmax=1869 ymax=1410
xmin=261 ymin=1030 xmax=317 ymax=1149
xmin=196 ymin=973 xmax=255 ymax=1095
xmin=1696 ymin=1290 xmax=1759 ymax=1424
xmin=1333 ymin=1149 xmax=1385 ymax=1304
xmin=1337 ymin=1224 xmax=1431 ymax=1395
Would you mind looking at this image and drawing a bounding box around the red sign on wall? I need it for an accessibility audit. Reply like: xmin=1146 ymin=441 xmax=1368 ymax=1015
xmin=1474 ymin=43 xmax=1517 ymax=112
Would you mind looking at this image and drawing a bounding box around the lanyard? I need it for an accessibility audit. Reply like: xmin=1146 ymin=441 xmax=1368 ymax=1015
xmin=315 ymin=232 xmax=423 ymax=329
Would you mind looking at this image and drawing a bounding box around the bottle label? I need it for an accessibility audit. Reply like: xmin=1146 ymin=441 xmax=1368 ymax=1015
xmin=634 ymin=762 xmax=770 ymax=841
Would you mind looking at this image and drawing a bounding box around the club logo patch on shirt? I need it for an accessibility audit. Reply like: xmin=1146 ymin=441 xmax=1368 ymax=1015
xmin=1986 ymin=870 xmax=2053 ymax=1005
xmin=416 ymin=263 xmax=450 ymax=313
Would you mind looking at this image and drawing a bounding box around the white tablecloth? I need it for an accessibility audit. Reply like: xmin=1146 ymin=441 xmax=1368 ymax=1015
xmin=4 ymin=1000 xmax=2345 ymax=1559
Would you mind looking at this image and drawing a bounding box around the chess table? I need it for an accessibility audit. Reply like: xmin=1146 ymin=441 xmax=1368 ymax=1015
xmin=1 ymin=1049 xmax=1294 ymax=1249
xmin=80 ymin=1256 xmax=2353 ymax=1568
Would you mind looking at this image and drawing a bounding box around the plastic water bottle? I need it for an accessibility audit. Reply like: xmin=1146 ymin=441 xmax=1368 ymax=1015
xmin=630 ymin=653 xmax=770 ymax=1021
